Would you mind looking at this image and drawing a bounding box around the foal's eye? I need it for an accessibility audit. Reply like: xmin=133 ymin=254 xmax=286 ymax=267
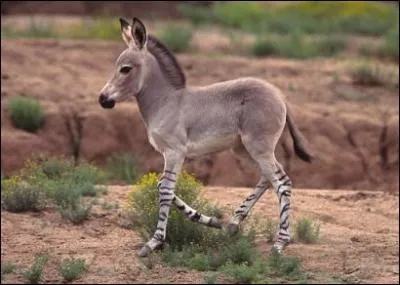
xmin=120 ymin=66 xmax=132 ymax=74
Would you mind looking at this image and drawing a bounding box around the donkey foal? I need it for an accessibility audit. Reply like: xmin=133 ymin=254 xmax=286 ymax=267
xmin=98 ymin=17 xmax=313 ymax=257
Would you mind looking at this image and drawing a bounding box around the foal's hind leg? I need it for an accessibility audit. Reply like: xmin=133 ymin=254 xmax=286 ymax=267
xmin=270 ymin=160 xmax=292 ymax=253
xmin=240 ymin=137 xmax=292 ymax=253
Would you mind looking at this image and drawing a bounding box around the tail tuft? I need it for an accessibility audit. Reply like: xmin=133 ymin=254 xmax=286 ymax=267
xmin=285 ymin=104 xmax=314 ymax=163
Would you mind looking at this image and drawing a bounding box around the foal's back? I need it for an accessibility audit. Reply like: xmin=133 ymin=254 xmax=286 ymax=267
xmin=181 ymin=77 xmax=287 ymax=157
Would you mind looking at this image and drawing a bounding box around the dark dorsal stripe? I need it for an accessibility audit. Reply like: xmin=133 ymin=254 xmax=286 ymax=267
xmin=147 ymin=34 xmax=186 ymax=89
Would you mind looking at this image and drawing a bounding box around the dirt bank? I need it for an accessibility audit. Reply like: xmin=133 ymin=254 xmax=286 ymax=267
xmin=1 ymin=39 xmax=398 ymax=191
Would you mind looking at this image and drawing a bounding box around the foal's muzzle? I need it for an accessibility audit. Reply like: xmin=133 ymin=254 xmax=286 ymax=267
xmin=99 ymin=94 xmax=115 ymax=109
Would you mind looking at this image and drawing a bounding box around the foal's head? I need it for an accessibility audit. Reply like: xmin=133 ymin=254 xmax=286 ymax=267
xmin=99 ymin=17 xmax=148 ymax=109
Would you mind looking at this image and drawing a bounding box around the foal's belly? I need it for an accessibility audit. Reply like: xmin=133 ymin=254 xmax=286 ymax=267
xmin=186 ymin=134 xmax=240 ymax=158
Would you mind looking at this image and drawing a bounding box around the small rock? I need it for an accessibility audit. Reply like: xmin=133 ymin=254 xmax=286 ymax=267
xmin=350 ymin=236 xmax=360 ymax=242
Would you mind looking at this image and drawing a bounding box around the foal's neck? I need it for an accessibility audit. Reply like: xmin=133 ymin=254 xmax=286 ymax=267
xmin=135 ymin=65 xmax=180 ymax=127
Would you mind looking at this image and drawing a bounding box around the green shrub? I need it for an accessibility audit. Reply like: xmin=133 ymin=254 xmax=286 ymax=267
xmin=1 ymin=262 xmax=16 ymax=277
xmin=127 ymin=171 xmax=226 ymax=251
xmin=59 ymin=257 xmax=87 ymax=282
xmin=263 ymin=218 xmax=279 ymax=242
xmin=106 ymin=153 xmax=140 ymax=185
xmin=1 ymin=177 xmax=42 ymax=212
xmin=158 ymin=24 xmax=193 ymax=53
xmin=220 ymin=259 xmax=268 ymax=284
xmin=381 ymin=24 xmax=399 ymax=61
xmin=59 ymin=202 xmax=92 ymax=225
xmin=294 ymin=218 xmax=320 ymax=244
xmin=2 ymin=18 xmax=58 ymax=39
xmin=21 ymin=157 xmax=106 ymax=207
xmin=22 ymin=254 xmax=48 ymax=284
xmin=221 ymin=236 xmax=255 ymax=266
xmin=267 ymin=249 xmax=303 ymax=279
xmin=315 ymin=36 xmax=347 ymax=57
xmin=349 ymin=62 xmax=392 ymax=87
xmin=8 ymin=96 xmax=44 ymax=133
xmin=251 ymin=37 xmax=277 ymax=57
xmin=66 ymin=17 xmax=120 ymax=41
xmin=251 ymin=32 xmax=346 ymax=59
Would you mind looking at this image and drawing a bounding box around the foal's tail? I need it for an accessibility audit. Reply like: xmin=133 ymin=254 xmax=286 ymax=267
xmin=285 ymin=104 xmax=314 ymax=163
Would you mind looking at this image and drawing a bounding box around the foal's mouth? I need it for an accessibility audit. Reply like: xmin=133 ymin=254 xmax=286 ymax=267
xmin=98 ymin=94 xmax=115 ymax=109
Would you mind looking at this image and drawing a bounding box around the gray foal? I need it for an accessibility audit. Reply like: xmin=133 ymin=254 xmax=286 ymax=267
xmin=98 ymin=17 xmax=313 ymax=257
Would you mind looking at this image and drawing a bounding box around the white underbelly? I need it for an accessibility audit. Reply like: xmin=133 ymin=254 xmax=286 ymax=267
xmin=186 ymin=134 xmax=239 ymax=158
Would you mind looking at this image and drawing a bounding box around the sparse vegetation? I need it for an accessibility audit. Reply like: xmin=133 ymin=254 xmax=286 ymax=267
xmin=59 ymin=202 xmax=92 ymax=224
xmin=263 ymin=218 xmax=279 ymax=242
xmin=251 ymin=33 xmax=347 ymax=59
xmin=1 ymin=262 xmax=16 ymax=279
xmin=8 ymin=95 xmax=44 ymax=133
xmin=1 ymin=177 xmax=43 ymax=212
xmin=106 ymin=153 xmax=141 ymax=185
xmin=2 ymin=157 xmax=106 ymax=224
xmin=59 ymin=257 xmax=87 ymax=282
xmin=127 ymin=171 xmax=224 ymax=251
xmin=294 ymin=218 xmax=321 ymax=244
xmin=129 ymin=171 xmax=308 ymax=283
xmin=158 ymin=24 xmax=193 ymax=53
xmin=22 ymin=254 xmax=48 ymax=284
xmin=349 ymin=62 xmax=399 ymax=88
xmin=180 ymin=2 xmax=398 ymax=37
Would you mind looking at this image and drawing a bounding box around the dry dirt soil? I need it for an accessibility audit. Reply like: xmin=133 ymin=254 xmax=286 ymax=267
xmin=1 ymin=186 xmax=399 ymax=284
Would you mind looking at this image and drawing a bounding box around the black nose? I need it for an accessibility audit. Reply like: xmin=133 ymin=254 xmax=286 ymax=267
xmin=99 ymin=94 xmax=115 ymax=109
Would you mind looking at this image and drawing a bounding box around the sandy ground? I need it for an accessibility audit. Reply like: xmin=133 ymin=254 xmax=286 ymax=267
xmin=1 ymin=186 xmax=399 ymax=284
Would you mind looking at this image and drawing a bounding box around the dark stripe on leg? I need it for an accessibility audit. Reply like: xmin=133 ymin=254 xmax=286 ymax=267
xmin=280 ymin=204 xmax=290 ymax=218
xmin=190 ymin=212 xmax=201 ymax=222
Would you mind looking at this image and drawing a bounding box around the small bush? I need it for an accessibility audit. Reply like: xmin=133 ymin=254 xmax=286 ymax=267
xmin=315 ymin=36 xmax=347 ymax=57
xmin=59 ymin=203 xmax=92 ymax=224
xmin=221 ymin=236 xmax=255 ymax=266
xmin=251 ymin=37 xmax=277 ymax=57
xmin=59 ymin=257 xmax=87 ymax=282
xmin=158 ymin=24 xmax=193 ymax=53
xmin=21 ymin=157 xmax=106 ymax=209
xmin=106 ymin=153 xmax=140 ymax=185
xmin=8 ymin=96 xmax=44 ymax=133
xmin=251 ymin=33 xmax=346 ymax=59
xmin=1 ymin=177 xmax=42 ymax=212
xmin=267 ymin=249 xmax=303 ymax=279
xmin=294 ymin=218 xmax=320 ymax=244
xmin=22 ymin=254 xmax=48 ymax=284
xmin=381 ymin=24 xmax=399 ymax=62
xmin=220 ymin=260 xmax=267 ymax=284
xmin=348 ymin=62 xmax=398 ymax=87
xmin=127 ymin=171 xmax=226 ymax=251
xmin=263 ymin=218 xmax=279 ymax=242
xmin=2 ymin=18 xmax=58 ymax=39
xmin=66 ymin=17 xmax=120 ymax=41
xmin=1 ymin=262 xmax=16 ymax=276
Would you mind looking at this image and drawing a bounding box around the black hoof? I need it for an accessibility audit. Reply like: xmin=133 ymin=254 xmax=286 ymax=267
xmin=226 ymin=222 xmax=240 ymax=236
xmin=138 ymin=245 xmax=151 ymax=257
xmin=209 ymin=217 xmax=222 ymax=229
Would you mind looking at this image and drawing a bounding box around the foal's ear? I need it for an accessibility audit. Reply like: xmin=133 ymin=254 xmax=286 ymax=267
xmin=131 ymin=17 xmax=147 ymax=50
xmin=120 ymin=17 xmax=133 ymax=47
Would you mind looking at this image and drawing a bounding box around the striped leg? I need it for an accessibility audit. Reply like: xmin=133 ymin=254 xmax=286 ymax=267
xmin=173 ymin=196 xmax=222 ymax=228
xmin=226 ymin=177 xmax=271 ymax=235
xmin=139 ymin=153 xmax=184 ymax=257
xmin=271 ymin=162 xmax=292 ymax=253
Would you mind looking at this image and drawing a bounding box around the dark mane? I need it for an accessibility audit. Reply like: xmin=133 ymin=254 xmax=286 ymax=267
xmin=147 ymin=34 xmax=186 ymax=89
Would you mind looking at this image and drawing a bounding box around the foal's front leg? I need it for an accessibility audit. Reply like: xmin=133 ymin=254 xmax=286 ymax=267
xmin=138 ymin=152 xmax=184 ymax=257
